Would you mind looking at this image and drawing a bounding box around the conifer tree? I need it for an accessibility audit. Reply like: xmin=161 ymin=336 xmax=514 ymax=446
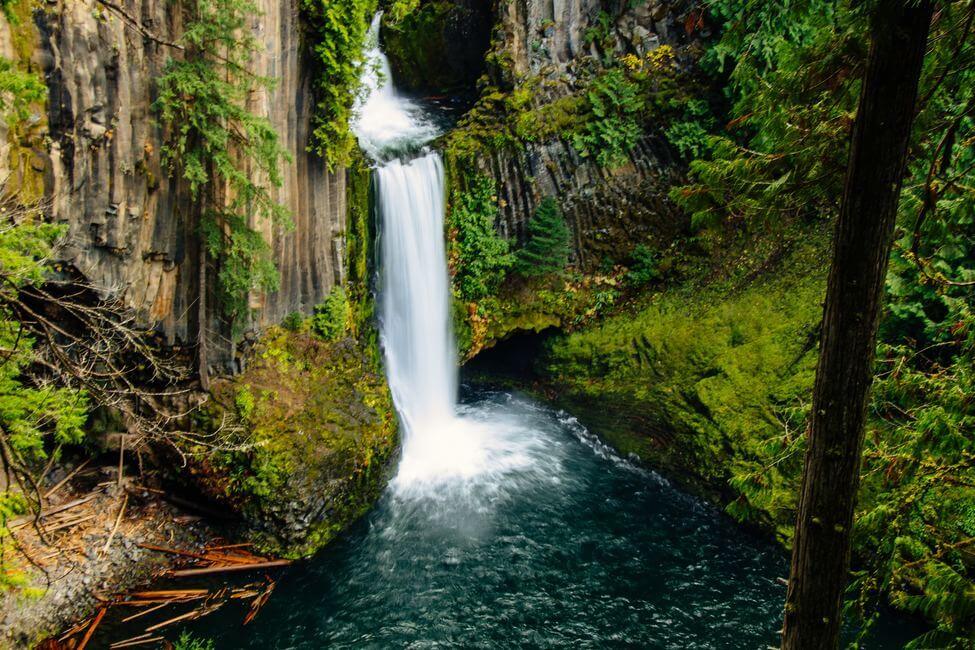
xmin=513 ymin=198 xmax=571 ymax=277
xmin=781 ymin=1 xmax=933 ymax=647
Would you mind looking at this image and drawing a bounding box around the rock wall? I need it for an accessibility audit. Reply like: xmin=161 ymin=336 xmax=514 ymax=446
xmin=28 ymin=0 xmax=346 ymax=369
xmin=495 ymin=0 xmax=686 ymax=83
xmin=479 ymin=0 xmax=697 ymax=269
xmin=482 ymin=131 xmax=684 ymax=270
xmin=381 ymin=0 xmax=494 ymax=95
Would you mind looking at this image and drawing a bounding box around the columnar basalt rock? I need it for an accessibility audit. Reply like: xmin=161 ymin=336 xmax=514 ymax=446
xmin=33 ymin=0 xmax=348 ymax=369
xmin=478 ymin=0 xmax=697 ymax=269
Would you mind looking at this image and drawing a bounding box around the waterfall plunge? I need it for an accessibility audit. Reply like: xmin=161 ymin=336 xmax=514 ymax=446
xmin=352 ymin=14 xmax=538 ymax=496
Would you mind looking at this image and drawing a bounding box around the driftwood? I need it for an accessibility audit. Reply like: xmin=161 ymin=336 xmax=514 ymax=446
xmin=168 ymin=559 xmax=291 ymax=577
xmin=49 ymin=537 xmax=290 ymax=646
xmin=102 ymin=494 xmax=129 ymax=552
xmin=43 ymin=513 xmax=98 ymax=534
xmin=144 ymin=600 xmax=225 ymax=632
xmin=9 ymin=493 xmax=100 ymax=529
xmin=76 ymin=606 xmax=107 ymax=650
xmin=110 ymin=633 xmax=166 ymax=648
xmin=120 ymin=601 xmax=173 ymax=623
xmin=243 ymin=579 xmax=276 ymax=625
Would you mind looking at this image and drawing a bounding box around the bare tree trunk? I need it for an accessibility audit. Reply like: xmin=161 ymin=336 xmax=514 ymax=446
xmin=781 ymin=2 xmax=933 ymax=648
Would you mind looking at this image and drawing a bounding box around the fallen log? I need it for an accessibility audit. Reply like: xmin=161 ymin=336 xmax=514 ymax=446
xmin=9 ymin=494 xmax=100 ymax=529
xmin=102 ymin=494 xmax=129 ymax=552
xmin=144 ymin=601 xmax=225 ymax=633
xmin=120 ymin=601 xmax=173 ymax=623
xmin=243 ymin=579 xmax=276 ymax=625
xmin=128 ymin=589 xmax=210 ymax=599
xmin=137 ymin=543 xmax=212 ymax=562
xmin=42 ymin=514 xmax=98 ymax=534
xmin=206 ymin=542 xmax=254 ymax=551
xmin=110 ymin=634 xmax=165 ymax=648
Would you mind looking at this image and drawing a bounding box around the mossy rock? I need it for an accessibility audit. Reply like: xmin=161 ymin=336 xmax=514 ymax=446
xmin=193 ymin=327 xmax=398 ymax=558
xmin=381 ymin=0 xmax=491 ymax=94
xmin=533 ymin=231 xmax=830 ymax=525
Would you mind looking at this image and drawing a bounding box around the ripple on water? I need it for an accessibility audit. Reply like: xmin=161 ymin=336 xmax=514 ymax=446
xmin=170 ymin=390 xmax=918 ymax=649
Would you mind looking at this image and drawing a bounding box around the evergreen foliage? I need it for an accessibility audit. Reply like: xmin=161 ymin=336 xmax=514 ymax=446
xmin=0 ymin=57 xmax=90 ymax=588
xmin=312 ymin=286 xmax=351 ymax=341
xmin=625 ymin=244 xmax=660 ymax=287
xmin=300 ymin=0 xmax=377 ymax=168
xmin=173 ymin=633 xmax=215 ymax=650
xmin=446 ymin=175 xmax=512 ymax=302
xmin=663 ymin=0 xmax=975 ymax=643
xmin=154 ymin=0 xmax=292 ymax=335
xmin=513 ymin=198 xmax=571 ymax=278
xmin=0 ymin=57 xmax=43 ymax=128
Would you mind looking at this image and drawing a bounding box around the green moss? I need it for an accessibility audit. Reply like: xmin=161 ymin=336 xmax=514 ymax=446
xmin=538 ymin=232 xmax=827 ymax=517
xmin=345 ymin=155 xmax=376 ymax=338
xmin=0 ymin=0 xmax=47 ymax=203
xmin=301 ymin=0 xmax=377 ymax=168
xmin=199 ymin=327 xmax=397 ymax=557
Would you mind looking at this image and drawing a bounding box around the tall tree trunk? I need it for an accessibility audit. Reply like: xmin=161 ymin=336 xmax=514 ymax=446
xmin=781 ymin=2 xmax=933 ymax=648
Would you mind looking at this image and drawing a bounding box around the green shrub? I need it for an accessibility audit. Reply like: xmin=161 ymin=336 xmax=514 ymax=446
xmin=301 ymin=0 xmax=377 ymax=168
xmin=625 ymin=244 xmax=660 ymax=287
xmin=174 ymin=632 xmax=214 ymax=650
xmin=313 ymin=287 xmax=351 ymax=340
xmin=0 ymin=57 xmax=43 ymax=128
xmin=664 ymin=99 xmax=716 ymax=160
xmin=513 ymin=198 xmax=571 ymax=278
xmin=447 ymin=175 xmax=512 ymax=301
xmin=282 ymin=311 xmax=305 ymax=332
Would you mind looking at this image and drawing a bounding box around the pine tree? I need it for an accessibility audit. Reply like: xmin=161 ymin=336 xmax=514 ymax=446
xmin=513 ymin=198 xmax=571 ymax=277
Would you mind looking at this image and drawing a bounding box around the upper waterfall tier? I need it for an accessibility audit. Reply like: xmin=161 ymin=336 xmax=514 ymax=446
xmin=351 ymin=13 xmax=442 ymax=161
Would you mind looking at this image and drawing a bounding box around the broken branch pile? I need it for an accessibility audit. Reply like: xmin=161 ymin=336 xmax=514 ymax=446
xmin=44 ymin=541 xmax=290 ymax=649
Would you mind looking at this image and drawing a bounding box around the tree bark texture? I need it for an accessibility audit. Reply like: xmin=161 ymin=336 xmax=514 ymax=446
xmin=781 ymin=2 xmax=934 ymax=648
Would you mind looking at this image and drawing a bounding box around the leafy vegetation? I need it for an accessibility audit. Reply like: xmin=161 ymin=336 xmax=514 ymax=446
xmin=301 ymin=0 xmax=377 ymax=168
xmin=0 ymin=46 xmax=93 ymax=589
xmin=538 ymin=0 xmax=975 ymax=643
xmin=571 ymin=69 xmax=646 ymax=168
xmin=0 ymin=57 xmax=44 ymax=129
xmin=313 ymin=286 xmax=352 ymax=340
xmin=625 ymin=244 xmax=661 ymax=287
xmin=173 ymin=633 xmax=215 ymax=650
xmin=0 ymin=203 xmax=89 ymax=590
xmin=513 ymin=198 xmax=571 ymax=278
xmin=381 ymin=0 xmax=454 ymax=91
xmin=154 ymin=0 xmax=292 ymax=336
xmin=445 ymin=174 xmax=512 ymax=302
xmin=442 ymin=36 xmax=685 ymax=169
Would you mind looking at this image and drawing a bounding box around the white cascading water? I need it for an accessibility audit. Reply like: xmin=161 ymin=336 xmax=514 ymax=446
xmin=351 ymin=14 xmax=540 ymax=496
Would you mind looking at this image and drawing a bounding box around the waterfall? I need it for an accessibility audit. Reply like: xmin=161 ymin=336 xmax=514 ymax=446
xmin=352 ymin=13 xmax=537 ymax=496
xmin=375 ymin=154 xmax=457 ymax=440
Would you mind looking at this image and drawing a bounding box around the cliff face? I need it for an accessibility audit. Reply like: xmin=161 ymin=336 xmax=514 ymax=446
xmin=487 ymin=0 xmax=696 ymax=269
xmin=23 ymin=0 xmax=346 ymax=368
